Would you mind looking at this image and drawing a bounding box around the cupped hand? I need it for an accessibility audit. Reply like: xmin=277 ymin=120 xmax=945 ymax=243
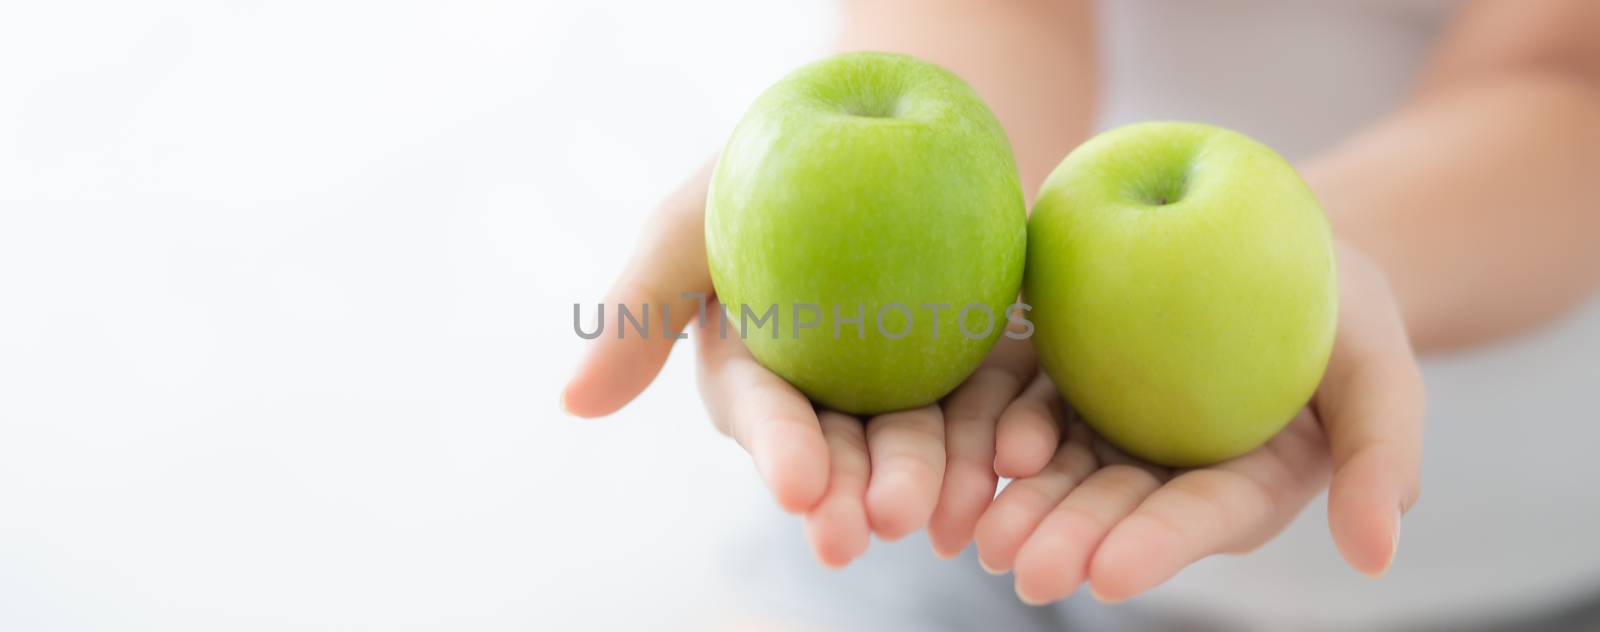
xmin=562 ymin=165 xmax=1034 ymax=567
xmin=694 ymin=299 xmax=1038 ymax=566
xmin=972 ymin=243 xmax=1424 ymax=605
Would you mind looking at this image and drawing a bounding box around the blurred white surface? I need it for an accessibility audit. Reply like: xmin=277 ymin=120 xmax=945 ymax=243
xmin=1 ymin=2 xmax=834 ymax=629
xmin=3 ymin=1 xmax=1599 ymax=630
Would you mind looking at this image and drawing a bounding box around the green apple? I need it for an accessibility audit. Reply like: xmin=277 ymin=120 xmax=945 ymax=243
xmin=1026 ymin=122 xmax=1337 ymax=467
xmin=705 ymin=52 xmax=1026 ymax=415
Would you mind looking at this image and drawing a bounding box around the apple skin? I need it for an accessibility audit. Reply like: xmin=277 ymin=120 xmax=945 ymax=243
xmin=705 ymin=52 xmax=1026 ymax=415
xmin=1025 ymin=122 xmax=1337 ymax=467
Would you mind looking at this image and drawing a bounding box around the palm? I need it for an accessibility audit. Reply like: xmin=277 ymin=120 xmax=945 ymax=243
xmin=972 ymin=246 xmax=1423 ymax=604
xmin=562 ymin=165 xmax=1031 ymax=567
xmin=564 ymin=165 xmax=1421 ymax=598
xmin=975 ymin=397 xmax=1331 ymax=603
xmin=691 ymin=304 xmax=1038 ymax=567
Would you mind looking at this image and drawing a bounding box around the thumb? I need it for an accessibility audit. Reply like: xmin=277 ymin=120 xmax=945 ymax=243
xmin=1319 ymin=247 xmax=1424 ymax=577
xmin=563 ymin=164 xmax=714 ymax=417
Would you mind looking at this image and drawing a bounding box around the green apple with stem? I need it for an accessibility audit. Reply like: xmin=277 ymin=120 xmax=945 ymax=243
xmin=705 ymin=52 xmax=1026 ymax=415
xmin=1026 ymin=122 xmax=1337 ymax=467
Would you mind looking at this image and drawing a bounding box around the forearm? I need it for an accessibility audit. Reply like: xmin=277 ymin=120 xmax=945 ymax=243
xmin=1303 ymin=73 xmax=1600 ymax=352
xmin=837 ymin=0 xmax=1097 ymax=199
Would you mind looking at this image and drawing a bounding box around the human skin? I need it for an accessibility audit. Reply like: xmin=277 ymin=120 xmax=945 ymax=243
xmin=563 ymin=0 xmax=1097 ymax=564
xmin=977 ymin=0 xmax=1600 ymax=606
xmin=563 ymin=0 xmax=1600 ymax=606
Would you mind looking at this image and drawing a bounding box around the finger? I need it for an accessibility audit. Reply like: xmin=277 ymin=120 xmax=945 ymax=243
xmin=978 ymin=334 xmax=1038 ymax=384
xmin=804 ymin=412 xmax=872 ymax=568
xmin=1012 ymin=464 xmax=1163 ymax=605
xmin=1089 ymin=434 xmax=1167 ymax=472
xmin=863 ymin=405 xmax=947 ymax=542
xmin=927 ymin=367 xmax=1021 ymax=559
xmin=1088 ymin=413 xmax=1330 ymax=603
xmin=1318 ymin=250 xmax=1424 ymax=578
xmin=994 ymin=373 xmax=1068 ymax=478
xmin=973 ymin=422 xmax=1096 ymax=574
xmin=695 ymin=299 xmax=828 ymax=513
xmin=563 ymin=162 xmax=714 ymax=418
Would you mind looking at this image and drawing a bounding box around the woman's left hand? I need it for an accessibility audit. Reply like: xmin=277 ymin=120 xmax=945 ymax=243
xmin=972 ymin=242 xmax=1424 ymax=605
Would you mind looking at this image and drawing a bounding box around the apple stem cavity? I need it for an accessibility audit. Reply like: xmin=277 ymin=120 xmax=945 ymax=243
xmin=1130 ymin=167 xmax=1191 ymax=208
xmin=845 ymin=95 xmax=902 ymax=119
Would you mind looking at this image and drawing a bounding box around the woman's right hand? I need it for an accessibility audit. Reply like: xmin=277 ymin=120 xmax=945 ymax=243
xmin=563 ymin=165 xmax=1026 ymax=566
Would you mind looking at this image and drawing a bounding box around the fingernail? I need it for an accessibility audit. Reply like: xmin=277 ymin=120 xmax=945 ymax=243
xmin=1366 ymin=513 xmax=1402 ymax=580
xmin=559 ymin=386 xmax=575 ymax=416
xmin=979 ymin=559 xmax=1006 ymax=575
xmin=1015 ymin=584 xmax=1047 ymax=607
xmin=931 ymin=543 xmax=960 ymax=561
xmin=813 ymin=552 xmax=851 ymax=571
xmin=1089 ymin=584 xmax=1123 ymax=605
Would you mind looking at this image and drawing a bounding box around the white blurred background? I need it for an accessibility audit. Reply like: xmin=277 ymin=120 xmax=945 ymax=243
xmin=0 ymin=2 xmax=829 ymax=629
xmin=3 ymin=1 xmax=1599 ymax=630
